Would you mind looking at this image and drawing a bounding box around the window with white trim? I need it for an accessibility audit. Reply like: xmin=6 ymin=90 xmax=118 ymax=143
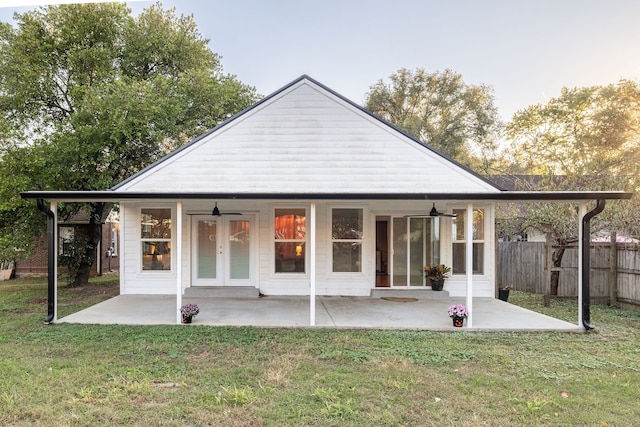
xmin=274 ymin=208 xmax=306 ymax=273
xmin=59 ymin=226 xmax=74 ymax=255
xmin=141 ymin=208 xmax=171 ymax=271
xmin=332 ymin=208 xmax=363 ymax=272
xmin=452 ymin=208 xmax=484 ymax=274
xmin=109 ymin=226 xmax=119 ymax=257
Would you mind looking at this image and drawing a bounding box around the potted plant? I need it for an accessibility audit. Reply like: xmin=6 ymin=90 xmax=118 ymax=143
xmin=498 ymin=285 xmax=513 ymax=302
xmin=424 ymin=264 xmax=451 ymax=291
xmin=448 ymin=304 xmax=468 ymax=327
xmin=180 ymin=303 xmax=200 ymax=324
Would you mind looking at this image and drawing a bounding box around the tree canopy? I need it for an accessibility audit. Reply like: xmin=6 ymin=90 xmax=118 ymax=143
xmin=0 ymin=2 xmax=258 ymax=284
xmin=365 ymin=67 xmax=504 ymax=172
xmin=506 ymin=80 xmax=640 ymax=192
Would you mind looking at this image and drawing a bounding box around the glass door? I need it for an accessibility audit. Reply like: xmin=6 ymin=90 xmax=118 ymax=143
xmin=226 ymin=219 xmax=251 ymax=285
xmin=390 ymin=217 xmax=438 ymax=287
xmin=191 ymin=215 xmax=253 ymax=286
xmin=392 ymin=217 xmax=408 ymax=286
xmin=193 ymin=216 xmax=220 ymax=286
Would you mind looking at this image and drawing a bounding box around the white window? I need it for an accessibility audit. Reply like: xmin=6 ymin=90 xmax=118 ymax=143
xmin=59 ymin=226 xmax=74 ymax=255
xmin=452 ymin=208 xmax=484 ymax=274
xmin=141 ymin=208 xmax=171 ymax=271
xmin=332 ymin=208 xmax=363 ymax=273
xmin=109 ymin=226 xmax=119 ymax=257
xmin=274 ymin=208 xmax=306 ymax=273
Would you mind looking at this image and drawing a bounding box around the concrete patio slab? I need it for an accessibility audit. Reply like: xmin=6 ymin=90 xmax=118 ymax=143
xmin=57 ymin=295 xmax=583 ymax=332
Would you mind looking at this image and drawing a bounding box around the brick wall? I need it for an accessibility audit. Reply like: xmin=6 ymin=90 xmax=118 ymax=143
xmin=14 ymin=222 xmax=120 ymax=277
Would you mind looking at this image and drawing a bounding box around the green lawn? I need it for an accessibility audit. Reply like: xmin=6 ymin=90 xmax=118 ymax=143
xmin=1 ymin=277 xmax=639 ymax=426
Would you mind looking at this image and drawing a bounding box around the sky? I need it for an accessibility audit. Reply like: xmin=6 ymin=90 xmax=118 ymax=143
xmin=1 ymin=0 xmax=640 ymax=121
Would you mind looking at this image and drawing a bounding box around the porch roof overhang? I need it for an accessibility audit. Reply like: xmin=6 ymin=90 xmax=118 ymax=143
xmin=22 ymin=188 xmax=633 ymax=330
xmin=19 ymin=190 xmax=634 ymax=203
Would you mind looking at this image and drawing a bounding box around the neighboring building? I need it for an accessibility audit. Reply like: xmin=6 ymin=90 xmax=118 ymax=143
xmin=14 ymin=217 xmax=120 ymax=277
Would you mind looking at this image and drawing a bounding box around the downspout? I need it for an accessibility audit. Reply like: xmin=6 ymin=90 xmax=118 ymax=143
xmin=36 ymin=198 xmax=56 ymax=324
xmin=582 ymin=199 xmax=606 ymax=330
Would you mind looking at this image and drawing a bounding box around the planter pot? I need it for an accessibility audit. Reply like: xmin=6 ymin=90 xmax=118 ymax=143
xmin=498 ymin=288 xmax=510 ymax=302
xmin=452 ymin=316 xmax=464 ymax=327
xmin=430 ymin=279 xmax=444 ymax=291
xmin=182 ymin=316 xmax=193 ymax=324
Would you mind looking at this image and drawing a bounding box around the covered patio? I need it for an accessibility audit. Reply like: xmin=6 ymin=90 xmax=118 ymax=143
xmin=24 ymin=191 xmax=632 ymax=331
xmin=58 ymin=294 xmax=582 ymax=332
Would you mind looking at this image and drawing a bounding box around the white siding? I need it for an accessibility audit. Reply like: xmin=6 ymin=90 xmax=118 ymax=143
xmin=116 ymin=79 xmax=499 ymax=195
xmin=119 ymin=199 xmax=496 ymax=298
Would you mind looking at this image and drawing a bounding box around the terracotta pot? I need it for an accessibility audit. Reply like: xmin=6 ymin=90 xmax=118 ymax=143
xmin=182 ymin=316 xmax=192 ymax=324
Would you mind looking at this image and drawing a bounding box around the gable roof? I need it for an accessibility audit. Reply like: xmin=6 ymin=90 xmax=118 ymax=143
xmin=113 ymin=75 xmax=501 ymax=195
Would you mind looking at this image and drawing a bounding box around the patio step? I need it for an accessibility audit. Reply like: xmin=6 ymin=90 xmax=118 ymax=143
xmin=184 ymin=286 xmax=260 ymax=298
xmin=371 ymin=288 xmax=451 ymax=299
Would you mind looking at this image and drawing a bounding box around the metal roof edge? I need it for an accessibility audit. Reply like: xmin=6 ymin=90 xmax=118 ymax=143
xmin=20 ymin=190 xmax=633 ymax=202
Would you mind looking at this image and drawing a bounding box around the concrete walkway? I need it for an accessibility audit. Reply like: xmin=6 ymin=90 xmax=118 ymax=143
xmin=58 ymin=295 xmax=583 ymax=332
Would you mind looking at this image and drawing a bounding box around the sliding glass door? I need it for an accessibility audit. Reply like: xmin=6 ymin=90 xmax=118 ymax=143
xmin=390 ymin=217 xmax=438 ymax=287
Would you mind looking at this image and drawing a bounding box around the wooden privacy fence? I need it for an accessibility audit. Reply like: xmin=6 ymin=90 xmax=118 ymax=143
xmin=498 ymin=241 xmax=640 ymax=311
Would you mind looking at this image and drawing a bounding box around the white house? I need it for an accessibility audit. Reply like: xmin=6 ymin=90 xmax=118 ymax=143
xmin=22 ymin=75 xmax=631 ymax=327
xmin=112 ymin=75 xmax=500 ymax=299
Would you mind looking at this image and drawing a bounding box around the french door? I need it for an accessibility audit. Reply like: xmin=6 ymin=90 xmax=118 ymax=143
xmin=390 ymin=216 xmax=438 ymax=287
xmin=191 ymin=215 xmax=253 ymax=286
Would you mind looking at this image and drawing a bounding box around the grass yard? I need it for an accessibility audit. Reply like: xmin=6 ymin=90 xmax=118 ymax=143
xmin=1 ymin=276 xmax=640 ymax=426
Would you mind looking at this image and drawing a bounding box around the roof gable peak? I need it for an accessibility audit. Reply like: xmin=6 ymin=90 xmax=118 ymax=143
xmin=114 ymin=74 xmax=500 ymax=193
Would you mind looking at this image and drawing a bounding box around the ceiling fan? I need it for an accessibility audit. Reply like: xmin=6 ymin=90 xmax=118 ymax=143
xmin=405 ymin=203 xmax=457 ymax=218
xmin=211 ymin=202 xmax=242 ymax=216
xmin=429 ymin=203 xmax=457 ymax=218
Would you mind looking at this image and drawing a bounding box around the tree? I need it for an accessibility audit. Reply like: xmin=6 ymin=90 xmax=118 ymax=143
xmin=503 ymin=80 xmax=640 ymax=295
xmin=0 ymin=145 xmax=47 ymax=264
xmin=0 ymin=3 xmax=258 ymax=285
xmin=507 ymin=80 xmax=640 ymax=191
xmin=365 ymin=67 xmax=503 ymax=172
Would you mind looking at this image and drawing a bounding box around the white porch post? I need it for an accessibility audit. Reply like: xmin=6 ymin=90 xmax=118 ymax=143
xmin=466 ymin=202 xmax=473 ymax=328
xmin=176 ymin=200 xmax=183 ymax=324
xmin=51 ymin=201 xmax=58 ymax=323
xmin=578 ymin=202 xmax=586 ymax=326
xmin=310 ymin=201 xmax=316 ymax=326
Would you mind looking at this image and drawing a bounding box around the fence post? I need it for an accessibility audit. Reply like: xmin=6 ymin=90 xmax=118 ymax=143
xmin=495 ymin=231 xmax=500 ymax=298
xmin=610 ymin=231 xmax=618 ymax=306
xmin=544 ymin=232 xmax=552 ymax=307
